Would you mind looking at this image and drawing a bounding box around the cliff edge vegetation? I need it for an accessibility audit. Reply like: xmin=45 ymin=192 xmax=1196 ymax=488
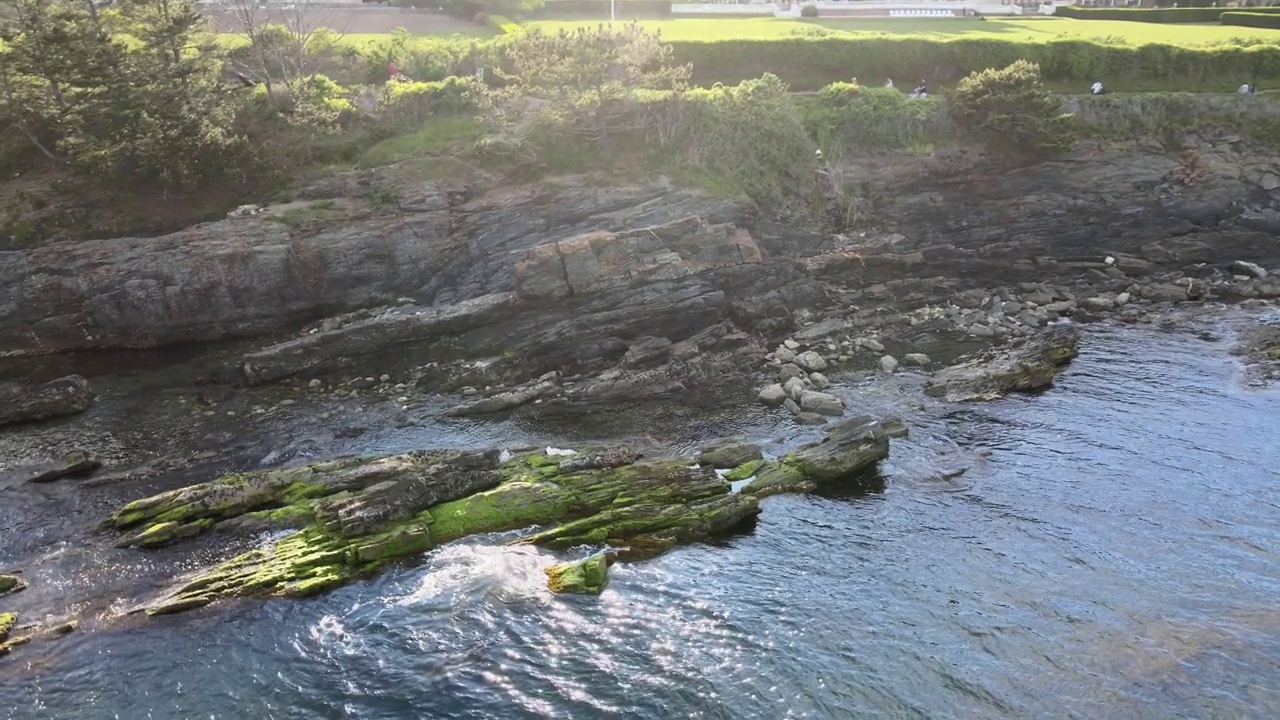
xmin=4 ymin=2 xmax=1280 ymax=247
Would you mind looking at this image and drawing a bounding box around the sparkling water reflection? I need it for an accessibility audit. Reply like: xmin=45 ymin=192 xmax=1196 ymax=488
xmin=3 ymin=320 xmax=1279 ymax=719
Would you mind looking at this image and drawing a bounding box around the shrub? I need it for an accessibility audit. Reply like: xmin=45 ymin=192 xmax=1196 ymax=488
xmin=1221 ymin=11 xmax=1280 ymax=29
xmin=487 ymin=14 xmax=520 ymax=33
xmin=800 ymin=4 xmax=819 ymax=17
xmin=666 ymin=37 xmax=1280 ymax=91
xmin=526 ymin=0 xmax=672 ymax=18
xmin=949 ymin=60 xmax=1073 ymax=161
xmin=1054 ymin=6 xmax=1280 ymax=22
xmin=805 ymin=83 xmax=944 ymax=154
xmin=379 ymin=76 xmax=481 ymax=125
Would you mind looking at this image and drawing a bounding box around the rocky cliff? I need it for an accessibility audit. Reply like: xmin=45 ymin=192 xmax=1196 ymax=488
xmin=3 ymin=141 xmax=1278 ymax=384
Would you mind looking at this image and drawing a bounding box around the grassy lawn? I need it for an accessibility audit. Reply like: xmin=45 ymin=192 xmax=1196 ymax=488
xmin=525 ymin=17 xmax=1280 ymax=45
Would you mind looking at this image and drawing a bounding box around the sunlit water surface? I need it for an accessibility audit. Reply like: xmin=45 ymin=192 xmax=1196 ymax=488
xmin=3 ymin=321 xmax=1279 ymax=719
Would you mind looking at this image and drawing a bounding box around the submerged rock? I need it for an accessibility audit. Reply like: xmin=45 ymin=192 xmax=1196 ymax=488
xmin=698 ymin=439 xmax=763 ymax=469
xmin=0 ymin=375 xmax=94 ymax=426
xmin=0 ymin=612 xmax=27 ymax=656
xmin=746 ymin=416 xmax=892 ymax=497
xmin=18 ymin=450 xmax=102 ymax=484
xmin=924 ymin=323 xmax=1080 ymax=402
xmin=446 ymin=375 xmax=557 ymax=416
xmin=798 ymin=390 xmax=843 ymax=416
xmin=544 ymin=552 xmax=613 ymax=595
xmin=0 ymin=574 xmax=26 ymax=596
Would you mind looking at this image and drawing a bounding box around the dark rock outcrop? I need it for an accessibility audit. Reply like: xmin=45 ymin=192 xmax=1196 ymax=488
xmin=925 ymin=323 xmax=1080 ymax=402
xmin=9 ymin=450 xmax=102 ymax=484
xmin=0 ymin=375 xmax=95 ymax=426
xmin=746 ymin=416 xmax=893 ymax=497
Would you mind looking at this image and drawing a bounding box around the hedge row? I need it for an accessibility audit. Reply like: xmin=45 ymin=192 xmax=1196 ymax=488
xmin=1221 ymin=11 xmax=1280 ymax=29
xmin=528 ymin=0 xmax=672 ymax=18
xmin=667 ymin=37 xmax=1280 ymax=91
xmin=1054 ymin=5 xmax=1280 ymax=22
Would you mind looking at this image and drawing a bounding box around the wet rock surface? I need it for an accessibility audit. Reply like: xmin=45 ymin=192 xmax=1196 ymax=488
xmin=0 ymin=376 xmax=95 ymax=427
xmin=118 ymin=445 xmax=780 ymax=616
xmin=925 ymin=324 xmax=1081 ymax=402
xmin=3 ymin=139 xmax=1280 ymax=650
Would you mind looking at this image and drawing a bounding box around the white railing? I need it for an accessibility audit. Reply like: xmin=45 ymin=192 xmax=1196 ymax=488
xmin=888 ymin=8 xmax=956 ymax=14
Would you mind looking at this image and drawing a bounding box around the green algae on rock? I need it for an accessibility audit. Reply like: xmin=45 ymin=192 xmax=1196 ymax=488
xmin=545 ymin=552 xmax=613 ymax=594
xmin=0 ymin=612 xmax=27 ymax=656
xmin=746 ymin=416 xmax=892 ymax=498
xmin=113 ymin=422 xmax=896 ymax=616
xmin=130 ymin=449 xmax=762 ymax=615
xmin=924 ymin=323 xmax=1080 ymax=402
xmin=0 ymin=574 xmax=26 ymax=596
xmin=109 ymin=450 xmax=500 ymax=549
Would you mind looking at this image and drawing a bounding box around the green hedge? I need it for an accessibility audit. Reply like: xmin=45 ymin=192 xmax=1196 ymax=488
xmin=668 ymin=37 xmax=1280 ymax=91
xmin=1055 ymin=5 xmax=1280 ymax=22
xmin=528 ymin=0 xmax=672 ymax=18
xmin=1221 ymin=11 xmax=1280 ymax=29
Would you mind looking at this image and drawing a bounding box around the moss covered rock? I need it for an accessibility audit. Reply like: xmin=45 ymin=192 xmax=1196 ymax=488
xmin=0 ymin=612 xmax=14 ymax=640
xmin=545 ymin=552 xmax=612 ymax=594
xmin=924 ymin=323 xmax=1079 ymax=402
xmin=746 ymin=416 xmax=891 ymax=497
xmin=129 ymin=449 xmax=761 ymax=615
xmin=114 ymin=425 xmax=897 ymax=616
xmin=0 ymin=574 xmax=26 ymax=596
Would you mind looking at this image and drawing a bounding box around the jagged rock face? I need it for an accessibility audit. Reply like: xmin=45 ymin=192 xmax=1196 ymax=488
xmin=3 ymin=145 xmax=1278 ymax=361
xmin=0 ymin=185 xmax=748 ymax=356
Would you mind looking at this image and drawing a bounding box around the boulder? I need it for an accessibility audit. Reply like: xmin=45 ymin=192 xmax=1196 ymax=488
xmin=1139 ymin=284 xmax=1188 ymax=303
xmin=698 ymin=439 xmax=763 ymax=469
xmin=795 ymin=350 xmax=828 ymax=372
xmin=809 ymin=372 xmax=831 ymax=389
xmin=902 ymin=353 xmax=930 ymax=367
xmin=18 ymin=450 xmax=102 ymax=484
xmin=778 ymin=363 xmax=806 ymax=382
xmin=783 ymin=376 xmax=807 ymax=401
xmin=0 ymin=375 xmax=95 ymax=427
xmin=798 ymin=390 xmax=844 ymax=416
xmin=757 ymin=384 xmax=787 ymax=406
xmin=1232 ymin=260 xmax=1268 ymax=279
xmin=879 ymin=355 xmax=899 ymax=374
xmin=774 ymin=347 xmax=798 ymax=364
xmin=544 ymin=552 xmax=613 ymax=595
xmin=925 ymin=323 xmax=1080 ymax=402
xmin=746 ymin=416 xmax=892 ymax=497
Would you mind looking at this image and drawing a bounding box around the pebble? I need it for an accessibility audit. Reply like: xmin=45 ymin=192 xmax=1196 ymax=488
xmin=783 ymin=339 xmax=801 ymax=350
xmin=774 ymin=347 xmax=798 ymax=364
xmin=379 ymin=374 xmax=391 ymax=383
xmin=308 ymin=379 xmax=322 ymax=389
xmin=279 ymin=399 xmax=295 ymax=406
xmin=860 ymin=338 xmax=886 ymax=352
xmin=902 ymin=353 xmax=930 ymax=367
